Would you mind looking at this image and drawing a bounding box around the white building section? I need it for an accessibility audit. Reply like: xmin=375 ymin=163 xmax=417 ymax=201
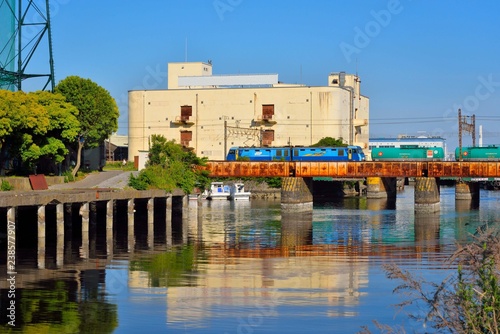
xmin=178 ymin=74 xmax=279 ymax=88
xmin=128 ymin=61 xmax=370 ymax=161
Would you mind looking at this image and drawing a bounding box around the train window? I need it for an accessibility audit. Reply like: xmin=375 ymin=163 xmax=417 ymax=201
xmin=276 ymin=149 xmax=282 ymax=157
xmin=293 ymin=149 xmax=299 ymax=156
xmin=338 ymin=149 xmax=345 ymax=156
xmin=284 ymin=150 xmax=289 ymax=157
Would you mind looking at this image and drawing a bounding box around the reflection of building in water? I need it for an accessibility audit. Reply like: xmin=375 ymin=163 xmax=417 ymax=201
xmin=163 ymin=255 xmax=368 ymax=326
xmin=187 ymin=200 xmax=280 ymax=247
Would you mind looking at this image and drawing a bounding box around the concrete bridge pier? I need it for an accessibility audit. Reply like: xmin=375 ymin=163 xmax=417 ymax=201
xmin=79 ymin=202 xmax=89 ymax=259
xmin=455 ymin=181 xmax=480 ymax=208
xmin=56 ymin=203 xmax=64 ymax=268
xmin=37 ymin=205 xmax=45 ymax=269
xmin=147 ymin=198 xmax=154 ymax=249
xmin=366 ymin=177 xmax=397 ymax=199
xmin=106 ymin=200 xmax=114 ymax=256
xmin=166 ymin=197 xmax=172 ymax=246
xmin=414 ymin=177 xmax=440 ymax=213
xmin=127 ymin=199 xmax=135 ymax=252
xmin=281 ymin=177 xmax=313 ymax=212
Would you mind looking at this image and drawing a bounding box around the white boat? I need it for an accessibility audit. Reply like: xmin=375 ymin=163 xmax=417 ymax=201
xmin=228 ymin=182 xmax=251 ymax=201
xmin=206 ymin=182 xmax=231 ymax=200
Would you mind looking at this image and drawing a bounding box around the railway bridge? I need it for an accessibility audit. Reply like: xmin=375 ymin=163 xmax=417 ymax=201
xmin=205 ymin=160 xmax=500 ymax=212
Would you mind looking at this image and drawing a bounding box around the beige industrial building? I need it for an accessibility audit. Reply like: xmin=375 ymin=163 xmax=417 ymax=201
xmin=128 ymin=61 xmax=369 ymax=161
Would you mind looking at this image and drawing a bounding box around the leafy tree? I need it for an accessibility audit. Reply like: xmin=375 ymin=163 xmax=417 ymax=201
xmin=129 ymin=135 xmax=211 ymax=194
xmin=21 ymin=91 xmax=80 ymax=171
xmin=55 ymin=76 xmax=119 ymax=176
xmin=0 ymin=90 xmax=79 ymax=174
xmin=311 ymin=136 xmax=346 ymax=147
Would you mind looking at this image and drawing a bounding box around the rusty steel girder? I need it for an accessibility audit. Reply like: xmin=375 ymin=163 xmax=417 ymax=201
xmin=204 ymin=161 xmax=293 ymax=177
xmin=204 ymin=161 xmax=500 ymax=178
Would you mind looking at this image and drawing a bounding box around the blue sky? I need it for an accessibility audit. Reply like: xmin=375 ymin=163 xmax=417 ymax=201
xmin=21 ymin=0 xmax=500 ymax=150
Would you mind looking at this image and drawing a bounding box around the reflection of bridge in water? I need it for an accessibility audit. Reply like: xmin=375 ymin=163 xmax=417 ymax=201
xmin=0 ymin=196 xmax=459 ymax=331
xmin=0 ymin=196 xmax=446 ymax=288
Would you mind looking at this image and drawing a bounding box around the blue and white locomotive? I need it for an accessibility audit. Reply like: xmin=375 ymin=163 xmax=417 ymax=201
xmin=226 ymin=146 xmax=366 ymax=162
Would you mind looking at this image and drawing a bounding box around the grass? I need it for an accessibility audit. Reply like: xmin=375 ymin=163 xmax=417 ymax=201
xmin=103 ymin=161 xmax=136 ymax=171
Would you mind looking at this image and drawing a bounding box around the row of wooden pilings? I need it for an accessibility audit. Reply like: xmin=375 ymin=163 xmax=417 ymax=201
xmin=5 ymin=196 xmax=183 ymax=269
xmin=279 ymin=177 xmax=480 ymax=213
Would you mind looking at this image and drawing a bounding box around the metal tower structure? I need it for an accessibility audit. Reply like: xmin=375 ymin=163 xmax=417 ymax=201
xmin=0 ymin=0 xmax=55 ymax=91
xmin=457 ymin=108 xmax=476 ymax=161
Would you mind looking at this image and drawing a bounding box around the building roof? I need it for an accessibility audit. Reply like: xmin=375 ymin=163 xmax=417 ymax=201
xmin=178 ymin=73 xmax=279 ymax=88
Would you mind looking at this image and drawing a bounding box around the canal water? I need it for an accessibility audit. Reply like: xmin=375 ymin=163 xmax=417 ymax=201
xmin=1 ymin=185 xmax=500 ymax=333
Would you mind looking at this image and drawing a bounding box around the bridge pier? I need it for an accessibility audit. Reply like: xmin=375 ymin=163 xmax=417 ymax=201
xmin=166 ymin=196 xmax=172 ymax=246
xmin=281 ymin=177 xmax=313 ymax=212
xmin=37 ymin=205 xmax=46 ymax=269
xmin=455 ymin=180 xmax=480 ymax=206
xmin=147 ymin=198 xmax=154 ymax=249
xmin=366 ymin=177 xmax=397 ymax=199
xmin=56 ymin=203 xmax=64 ymax=268
xmin=414 ymin=177 xmax=440 ymax=213
xmin=127 ymin=199 xmax=135 ymax=252
xmin=106 ymin=200 xmax=114 ymax=256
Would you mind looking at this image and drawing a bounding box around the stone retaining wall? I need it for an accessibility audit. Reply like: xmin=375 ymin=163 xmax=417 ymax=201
xmin=0 ymin=176 xmax=65 ymax=191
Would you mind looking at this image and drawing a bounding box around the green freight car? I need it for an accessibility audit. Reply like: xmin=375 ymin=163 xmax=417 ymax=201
xmin=455 ymin=145 xmax=500 ymax=160
xmin=371 ymin=146 xmax=445 ymax=161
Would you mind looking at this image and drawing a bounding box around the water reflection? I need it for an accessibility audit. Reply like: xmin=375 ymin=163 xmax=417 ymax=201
xmin=281 ymin=210 xmax=313 ymax=248
xmin=0 ymin=270 xmax=117 ymax=332
xmin=2 ymin=189 xmax=500 ymax=332
xmin=414 ymin=213 xmax=440 ymax=252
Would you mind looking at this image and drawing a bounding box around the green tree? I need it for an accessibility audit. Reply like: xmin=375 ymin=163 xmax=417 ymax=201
xmin=0 ymin=90 xmax=79 ymax=174
xmin=311 ymin=136 xmax=346 ymax=147
xmin=129 ymin=135 xmax=211 ymax=193
xmin=20 ymin=91 xmax=80 ymax=171
xmin=55 ymin=76 xmax=119 ymax=176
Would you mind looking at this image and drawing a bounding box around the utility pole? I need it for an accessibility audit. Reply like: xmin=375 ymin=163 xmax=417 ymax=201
xmin=458 ymin=108 xmax=476 ymax=161
xmin=224 ymin=120 xmax=227 ymax=159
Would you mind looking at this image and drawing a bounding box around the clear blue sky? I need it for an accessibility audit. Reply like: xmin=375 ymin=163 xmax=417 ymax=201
xmin=29 ymin=0 xmax=500 ymax=150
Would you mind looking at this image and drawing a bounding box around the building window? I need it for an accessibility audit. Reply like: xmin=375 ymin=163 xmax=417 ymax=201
xmin=180 ymin=131 xmax=192 ymax=148
xmin=262 ymin=129 xmax=274 ymax=146
xmin=180 ymin=105 xmax=192 ymax=122
xmin=262 ymin=104 xmax=274 ymax=121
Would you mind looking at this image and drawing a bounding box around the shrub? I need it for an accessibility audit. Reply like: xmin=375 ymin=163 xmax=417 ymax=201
xmin=1 ymin=180 xmax=13 ymax=191
xmin=62 ymin=170 xmax=74 ymax=183
xmin=363 ymin=229 xmax=500 ymax=333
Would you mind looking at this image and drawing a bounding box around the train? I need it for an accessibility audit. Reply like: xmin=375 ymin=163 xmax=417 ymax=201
xmin=371 ymin=145 xmax=500 ymax=161
xmin=371 ymin=146 xmax=445 ymax=161
xmin=455 ymin=145 xmax=500 ymax=161
xmin=226 ymin=144 xmax=500 ymax=162
xmin=226 ymin=145 xmax=366 ymax=162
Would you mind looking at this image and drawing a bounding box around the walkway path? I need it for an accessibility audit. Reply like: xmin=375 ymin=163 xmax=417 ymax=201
xmin=49 ymin=170 xmax=139 ymax=190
